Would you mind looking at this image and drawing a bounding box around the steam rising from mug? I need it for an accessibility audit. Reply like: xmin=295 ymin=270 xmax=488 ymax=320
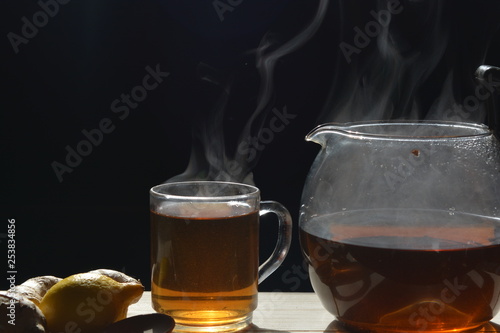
xmin=166 ymin=1 xmax=500 ymax=184
xmin=167 ymin=0 xmax=329 ymax=184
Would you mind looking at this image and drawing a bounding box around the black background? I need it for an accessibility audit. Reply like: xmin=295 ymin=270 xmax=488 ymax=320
xmin=1 ymin=0 xmax=500 ymax=292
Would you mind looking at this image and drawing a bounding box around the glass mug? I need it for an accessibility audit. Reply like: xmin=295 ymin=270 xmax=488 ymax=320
xmin=150 ymin=181 xmax=292 ymax=332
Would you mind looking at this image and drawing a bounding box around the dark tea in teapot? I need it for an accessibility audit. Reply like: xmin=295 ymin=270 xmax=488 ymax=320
xmin=300 ymin=209 xmax=500 ymax=332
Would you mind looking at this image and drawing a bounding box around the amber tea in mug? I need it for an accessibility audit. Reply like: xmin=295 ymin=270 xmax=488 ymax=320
xmin=150 ymin=181 xmax=292 ymax=333
xmin=150 ymin=205 xmax=258 ymax=326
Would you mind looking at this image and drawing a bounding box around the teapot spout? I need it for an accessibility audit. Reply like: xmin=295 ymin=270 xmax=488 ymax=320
xmin=305 ymin=123 xmax=349 ymax=146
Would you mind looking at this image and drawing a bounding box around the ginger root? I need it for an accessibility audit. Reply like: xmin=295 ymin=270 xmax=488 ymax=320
xmin=0 ymin=293 xmax=47 ymax=333
xmin=88 ymin=269 xmax=141 ymax=284
xmin=7 ymin=276 xmax=61 ymax=306
xmin=87 ymin=269 xmax=144 ymax=304
xmin=0 ymin=276 xmax=61 ymax=332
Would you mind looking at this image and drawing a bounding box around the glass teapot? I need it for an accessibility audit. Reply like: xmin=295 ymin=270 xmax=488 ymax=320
xmin=299 ymin=121 xmax=500 ymax=332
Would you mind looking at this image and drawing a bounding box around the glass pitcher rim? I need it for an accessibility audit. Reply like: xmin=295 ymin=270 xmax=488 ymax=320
xmin=306 ymin=120 xmax=492 ymax=142
xmin=150 ymin=180 xmax=260 ymax=201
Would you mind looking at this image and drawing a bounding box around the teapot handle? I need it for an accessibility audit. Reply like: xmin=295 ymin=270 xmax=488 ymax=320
xmin=475 ymin=65 xmax=500 ymax=139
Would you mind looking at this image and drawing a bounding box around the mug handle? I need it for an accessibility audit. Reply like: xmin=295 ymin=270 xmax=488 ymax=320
xmin=258 ymin=201 xmax=293 ymax=284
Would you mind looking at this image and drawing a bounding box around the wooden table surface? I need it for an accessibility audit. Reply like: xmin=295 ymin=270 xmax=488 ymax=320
xmin=129 ymin=292 xmax=500 ymax=333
